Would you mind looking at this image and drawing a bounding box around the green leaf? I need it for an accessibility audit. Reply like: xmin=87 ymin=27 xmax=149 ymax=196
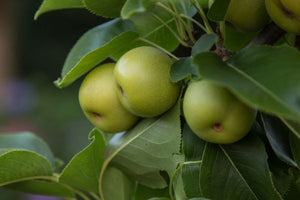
xmin=193 ymin=46 xmax=300 ymax=123
xmin=5 ymin=180 xmax=75 ymax=200
xmin=0 ymin=132 xmax=55 ymax=168
xmin=99 ymin=102 xmax=181 ymax=194
xmin=281 ymin=118 xmax=300 ymax=138
xmin=133 ymin=183 xmax=169 ymax=200
xmin=83 ymin=0 xmax=126 ymax=18
xmin=207 ymin=0 xmax=230 ymax=21
xmin=59 ymin=129 xmax=106 ymax=193
xmin=34 ymin=0 xmax=84 ymax=20
xmin=129 ymin=5 xmax=179 ymax=52
xmin=290 ymin=133 xmax=300 ymax=170
xmin=170 ymin=57 xmax=196 ymax=83
xmin=0 ymin=150 xmax=53 ymax=186
xmin=188 ymin=198 xmax=210 ymax=200
xmin=191 ymin=33 xmax=218 ymax=56
xmin=148 ymin=198 xmax=170 ymax=200
xmin=200 ymin=134 xmax=282 ymax=200
xmin=261 ymin=114 xmax=297 ymax=167
xmin=169 ymin=34 xmax=218 ymax=83
xmin=54 ymin=18 xmax=138 ymax=88
xmin=269 ymin=159 xmax=293 ymax=197
xmin=102 ymin=167 xmax=135 ymax=200
xmin=181 ymin=124 xmax=205 ymax=198
xmin=182 ymin=162 xmax=201 ymax=198
xmin=121 ymin=0 xmax=156 ymax=19
xmin=182 ymin=123 xmax=205 ymax=162
xmin=220 ymin=22 xmax=258 ymax=52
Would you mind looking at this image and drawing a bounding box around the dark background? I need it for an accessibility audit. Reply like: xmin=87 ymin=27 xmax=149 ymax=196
xmin=0 ymin=1 xmax=104 ymax=199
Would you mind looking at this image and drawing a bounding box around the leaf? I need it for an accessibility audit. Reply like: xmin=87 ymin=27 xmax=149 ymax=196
xmin=148 ymin=198 xmax=170 ymax=200
xmin=0 ymin=150 xmax=53 ymax=186
xmin=269 ymin=159 xmax=293 ymax=197
xmin=129 ymin=5 xmax=179 ymax=52
xmin=102 ymin=167 xmax=135 ymax=200
xmin=220 ymin=22 xmax=258 ymax=52
xmin=181 ymin=124 xmax=205 ymax=198
xmin=199 ymin=134 xmax=282 ymax=200
xmin=207 ymin=0 xmax=230 ymax=21
xmin=290 ymin=133 xmax=300 ymax=170
xmin=54 ymin=18 xmax=138 ymax=88
xmin=191 ymin=33 xmax=218 ymax=56
xmin=261 ymin=114 xmax=297 ymax=167
xmin=34 ymin=0 xmax=84 ymax=20
xmin=59 ymin=129 xmax=106 ymax=193
xmin=133 ymin=183 xmax=169 ymax=200
xmin=0 ymin=132 xmax=55 ymax=168
xmin=182 ymin=123 xmax=205 ymax=162
xmin=193 ymin=46 xmax=300 ymax=123
xmin=170 ymin=57 xmax=196 ymax=83
xmin=83 ymin=0 xmax=126 ymax=18
xmin=99 ymin=102 xmax=181 ymax=196
xmin=121 ymin=0 xmax=156 ymax=19
xmin=5 ymin=180 xmax=75 ymax=200
xmin=281 ymin=118 xmax=300 ymax=138
xmin=182 ymin=162 xmax=201 ymax=198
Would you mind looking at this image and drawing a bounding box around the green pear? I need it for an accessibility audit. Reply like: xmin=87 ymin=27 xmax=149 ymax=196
xmin=266 ymin=0 xmax=300 ymax=35
xmin=225 ymin=0 xmax=269 ymax=32
xmin=281 ymin=0 xmax=300 ymax=17
xmin=114 ymin=46 xmax=181 ymax=117
xmin=183 ymin=80 xmax=257 ymax=144
xmin=79 ymin=63 xmax=139 ymax=133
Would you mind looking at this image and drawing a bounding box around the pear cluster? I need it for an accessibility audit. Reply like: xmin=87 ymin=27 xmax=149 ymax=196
xmin=79 ymin=46 xmax=181 ymax=134
xmin=217 ymin=0 xmax=300 ymax=35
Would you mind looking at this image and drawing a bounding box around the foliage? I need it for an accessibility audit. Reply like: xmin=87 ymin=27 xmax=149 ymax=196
xmin=1 ymin=0 xmax=300 ymax=199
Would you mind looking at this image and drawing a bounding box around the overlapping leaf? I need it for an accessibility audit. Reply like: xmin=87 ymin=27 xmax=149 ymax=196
xmin=207 ymin=0 xmax=230 ymax=21
xmin=99 ymin=102 xmax=181 ymax=196
xmin=170 ymin=33 xmax=217 ymax=83
xmin=54 ymin=18 xmax=138 ymax=88
xmin=181 ymin=124 xmax=205 ymax=198
xmin=83 ymin=0 xmax=126 ymax=18
xmin=200 ymin=134 xmax=282 ymax=200
xmin=59 ymin=129 xmax=106 ymax=193
xmin=261 ymin=114 xmax=297 ymax=167
xmin=102 ymin=167 xmax=135 ymax=200
xmin=0 ymin=132 xmax=55 ymax=168
xmin=5 ymin=180 xmax=75 ymax=200
xmin=133 ymin=183 xmax=169 ymax=200
xmin=0 ymin=150 xmax=53 ymax=186
xmin=193 ymin=46 xmax=300 ymax=125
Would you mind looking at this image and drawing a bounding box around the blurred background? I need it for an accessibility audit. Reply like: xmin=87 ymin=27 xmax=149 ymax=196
xmin=0 ymin=1 xmax=104 ymax=199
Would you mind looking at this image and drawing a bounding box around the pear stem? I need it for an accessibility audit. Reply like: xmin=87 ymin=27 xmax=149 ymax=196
xmin=138 ymin=37 xmax=179 ymax=60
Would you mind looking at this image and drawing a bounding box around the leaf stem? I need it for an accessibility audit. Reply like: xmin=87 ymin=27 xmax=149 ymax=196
xmin=169 ymin=1 xmax=189 ymax=41
xmin=169 ymin=163 xmax=184 ymax=200
xmin=150 ymin=12 xmax=190 ymax=47
xmin=73 ymin=189 xmax=91 ymax=200
xmin=191 ymin=0 xmax=214 ymax=34
xmin=138 ymin=37 xmax=179 ymax=60
xmin=157 ymin=2 xmax=196 ymax=43
xmin=179 ymin=14 xmax=207 ymax=33
xmin=89 ymin=192 xmax=101 ymax=200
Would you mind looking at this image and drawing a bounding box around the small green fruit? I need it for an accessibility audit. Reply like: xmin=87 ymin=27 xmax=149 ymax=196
xmin=114 ymin=46 xmax=181 ymax=117
xmin=183 ymin=80 xmax=257 ymax=144
xmin=79 ymin=63 xmax=139 ymax=133
xmin=225 ymin=0 xmax=269 ymax=32
xmin=266 ymin=0 xmax=300 ymax=35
